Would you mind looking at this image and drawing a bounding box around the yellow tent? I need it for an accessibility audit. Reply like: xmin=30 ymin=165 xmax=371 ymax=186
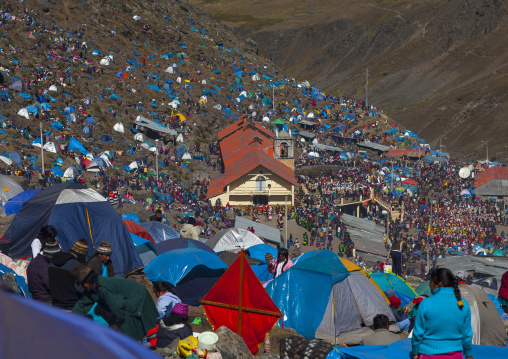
xmin=198 ymin=98 xmax=206 ymax=106
xmin=176 ymin=113 xmax=186 ymax=122
xmin=339 ymin=258 xmax=390 ymax=305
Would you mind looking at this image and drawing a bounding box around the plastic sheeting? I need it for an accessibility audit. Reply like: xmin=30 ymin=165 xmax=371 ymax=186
xmin=139 ymin=221 xmax=180 ymax=242
xmin=326 ymin=338 xmax=508 ymax=359
xmin=0 ymin=289 xmax=161 ymax=359
xmin=266 ymin=250 xmax=350 ymax=339
xmin=121 ymin=213 xmax=140 ymax=223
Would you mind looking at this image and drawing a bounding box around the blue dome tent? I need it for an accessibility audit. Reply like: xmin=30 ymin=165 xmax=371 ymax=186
xmin=3 ymin=183 xmax=142 ymax=276
xmin=144 ymin=248 xmax=227 ymax=305
xmin=138 ymin=221 xmax=180 ymax=243
xmin=153 ymin=237 xmax=213 ymax=254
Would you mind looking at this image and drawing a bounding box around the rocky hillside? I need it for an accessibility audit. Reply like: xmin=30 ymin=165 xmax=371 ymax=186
xmin=0 ymin=0 xmax=299 ymax=175
xmin=190 ymin=0 xmax=508 ymax=162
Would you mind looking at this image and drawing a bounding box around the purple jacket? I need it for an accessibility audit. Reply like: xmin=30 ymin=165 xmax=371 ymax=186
xmin=27 ymin=254 xmax=51 ymax=302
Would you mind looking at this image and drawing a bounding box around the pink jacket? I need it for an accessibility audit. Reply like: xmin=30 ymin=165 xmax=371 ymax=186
xmin=267 ymin=258 xmax=294 ymax=277
xmin=499 ymin=271 xmax=508 ymax=300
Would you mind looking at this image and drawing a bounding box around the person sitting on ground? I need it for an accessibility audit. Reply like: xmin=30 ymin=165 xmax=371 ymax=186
xmin=155 ymin=302 xmax=193 ymax=349
xmin=31 ymin=225 xmax=58 ymax=258
xmin=72 ymin=264 xmax=158 ymax=341
xmin=153 ymin=281 xmax=182 ymax=319
xmin=150 ymin=209 xmax=163 ymax=222
xmin=362 ymin=314 xmax=401 ymax=346
xmin=411 ymin=268 xmax=473 ymax=359
xmin=386 ymin=289 xmax=410 ymax=333
xmin=87 ymin=241 xmax=114 ymax=277
xmin=267 ymin=248 xmax=294 ymax=279
xmin=27 ymin=241 xmax=61 ymax=303
xmin=48 ymin=239 xmax=89 ymax=310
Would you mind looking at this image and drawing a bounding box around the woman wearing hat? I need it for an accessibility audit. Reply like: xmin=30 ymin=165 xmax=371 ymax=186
xmin=72 ymin=264 xmax=158 ymax=341
xmin=87 ymin=242 xmax=114 ymax=277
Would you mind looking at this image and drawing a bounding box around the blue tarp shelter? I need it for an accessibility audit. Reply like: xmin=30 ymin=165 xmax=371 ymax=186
xmin=247 ymin=244 xmax=278 ymax=262
xmin=143 ymin=248 xmax=227 ymax=305
xmin=3 ymin=184 xmax=142 ymax=276
xmin=7 ymin=151 xmax=22 ymax=166
xmin=68 ymin=138 xmax=89 ymax=155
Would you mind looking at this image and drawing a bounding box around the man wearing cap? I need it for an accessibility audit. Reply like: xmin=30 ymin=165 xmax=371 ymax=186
xmin=27 ymin=242 xmax=62 ymax=303
xmin=72 ymin=264 xmax=158 ymax=341
xmin=87 ymin=242 xmax=114 ymax=277
xmin=48 ymin=239 xmax=89 ymax=310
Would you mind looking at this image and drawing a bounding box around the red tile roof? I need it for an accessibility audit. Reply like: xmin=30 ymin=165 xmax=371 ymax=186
xmin=474 ymin=166 xmax=508 ymax=188
xmin=207 ymin=119 xmax=297 ymax=199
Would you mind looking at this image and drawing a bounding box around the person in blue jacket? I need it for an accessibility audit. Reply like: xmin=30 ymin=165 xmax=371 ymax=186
xmin=411 ymin=268 xmax=473 ymax=359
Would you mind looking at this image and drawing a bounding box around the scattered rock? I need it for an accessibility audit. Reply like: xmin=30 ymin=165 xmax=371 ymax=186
xmin=215 ymin=325 xmax=253 ymax=359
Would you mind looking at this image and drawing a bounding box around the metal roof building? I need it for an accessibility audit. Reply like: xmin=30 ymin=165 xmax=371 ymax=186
xmin=474 ymin=179 xmax=508 ymax=198
xmin=311 ymin=143 xmax=344 ymax=152
xmin=133 ymin=115 xmax=178 ymax=136
xmin=340 ymin=214 xmax=387 ymax=259
xmin=357 ymin=141 xmax=390 ymax=152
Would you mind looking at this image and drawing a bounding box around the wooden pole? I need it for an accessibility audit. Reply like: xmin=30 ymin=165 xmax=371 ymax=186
xmin=238 ymin=249 xmax=244 ymax=335
xmin=199 ymin=300 xmax=282 ymax=317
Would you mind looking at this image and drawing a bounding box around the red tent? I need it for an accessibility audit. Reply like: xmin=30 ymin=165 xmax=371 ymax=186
xmin=202 ymin=251 xmax=281 ymax=354
xmin=122 ymin=219 xmax=155 ymax=245
xmin=402 ymin=179 xmax=418 ymax=185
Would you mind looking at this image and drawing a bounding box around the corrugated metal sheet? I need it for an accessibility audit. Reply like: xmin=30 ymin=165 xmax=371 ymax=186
xmin=298 ymin=130 xmax=316 ymax=138
xmin=235 ymin=216 xmax=281 ymax=244
xmin=133 ymin=115 xmax=178 ymax=136
xmin=474 ymin=179 xmax=508 ymax=197
xmin=437 ymin=256 xmax=508 ymax=278
xmin=474 ymin=167 xmax=508 ymax=188
xmin=298 ymin=120 xmax=317 ymax=126
xmin=311 ymin=144 xmax=344 ymax=152
xmin=357 ymin=141 xmax=390 ymax=152
xmin=341 ymin=214 xmax=387 ymax=257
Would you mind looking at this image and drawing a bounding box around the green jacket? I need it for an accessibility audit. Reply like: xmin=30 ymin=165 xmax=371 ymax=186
xmin=87 ymin=253 xmax=114 ymax=277
xmin=73 ymin=277 xmax=158 ymax=341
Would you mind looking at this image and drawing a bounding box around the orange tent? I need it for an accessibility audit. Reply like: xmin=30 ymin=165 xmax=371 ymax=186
xmin=202 ymin=251 xmax=281 ymax=354
xmin=122 ymin=219 xmax=155 ymax=245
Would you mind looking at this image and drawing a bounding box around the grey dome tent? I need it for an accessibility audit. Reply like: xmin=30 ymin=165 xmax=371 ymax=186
xmin=8 ymin=80 xmax=23 ymax=93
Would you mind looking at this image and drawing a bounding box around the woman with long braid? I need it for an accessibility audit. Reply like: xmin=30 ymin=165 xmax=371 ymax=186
xmin=411 ymin=268 xmax=473 ymax=359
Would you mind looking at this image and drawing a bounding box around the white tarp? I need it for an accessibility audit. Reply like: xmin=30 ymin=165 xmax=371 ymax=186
xmin=176 ymin=134 xmax=184 ymax=143
xmin=43 ymin=142 xmax=58 ymax=153
xmin=182 ymin=152 xmax=192 ymax=161
xmin=134 ymin=133 xmax=145 ymax=142
xmin=113 ymin=123 xmax=124 ymax=133
xmin=0 ymin=156 xmax=13 ymax=166
xmin=18 ymin=108 xmax=29 ymax=119
xmin=63 ymin=167 xmax=79 ymax=178
xmin=209 ymin=228 xmax=264 ymax=253
xmin=48 ymin=85 xmax=57 ymax=92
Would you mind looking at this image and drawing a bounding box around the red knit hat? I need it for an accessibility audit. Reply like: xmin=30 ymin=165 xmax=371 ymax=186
xmin=389 ymin=296 xmax=401 ymax=308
